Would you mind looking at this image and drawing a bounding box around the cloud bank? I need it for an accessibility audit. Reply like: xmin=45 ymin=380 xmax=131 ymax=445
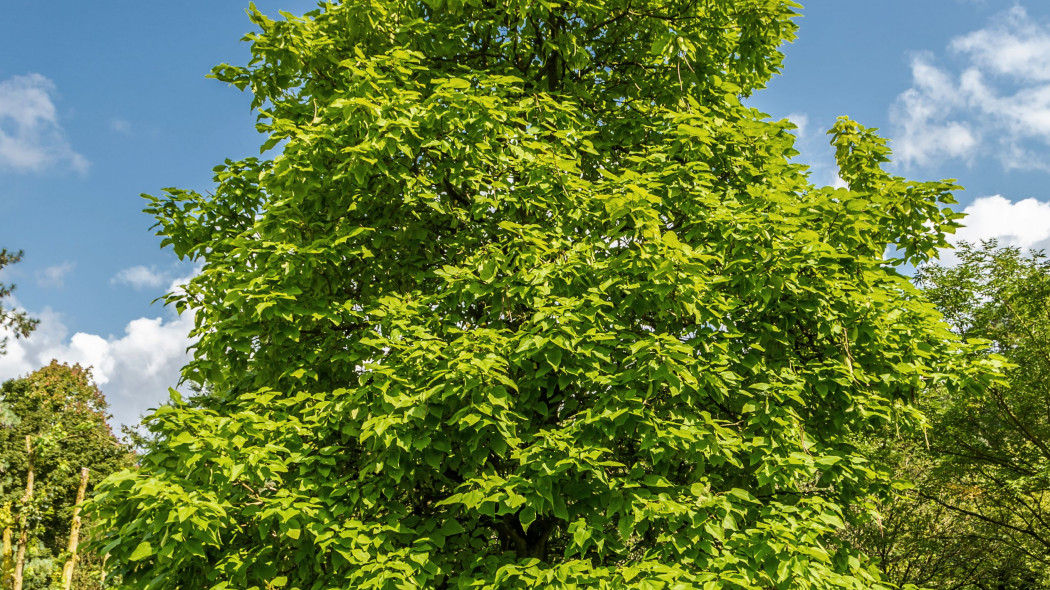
xmin=0 ymin=306 xmax=195 ymax=428
xmin=0 ymin=269 xmax=201 ymax=427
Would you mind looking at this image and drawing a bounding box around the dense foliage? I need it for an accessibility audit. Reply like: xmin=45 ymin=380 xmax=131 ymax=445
xmin=89 ymin=1 xmax=995 ymax=588
xmin=853 ymin=243 xmax=1050 ymax=589
xmin=1 ymin=362 xmax=131 ymax=590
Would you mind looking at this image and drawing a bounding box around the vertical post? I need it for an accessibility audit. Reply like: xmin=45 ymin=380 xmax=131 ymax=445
xmin=12 ymin=436 xmax=33 ymax=590
xmin=60 ymin=467 xmax=90 ymax=590
xmin=2 ymin=523 xmax=12 ymax=588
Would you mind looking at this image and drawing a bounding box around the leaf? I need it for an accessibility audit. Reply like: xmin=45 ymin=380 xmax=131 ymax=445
xmin=520 ymin=506 xmax=537 ymax=532
xmin=129 ymin=541 xmax=153 ymax=561
xmin=443 ymin=78 xmax=471 ymax=90
xmin=552 ymin=494 xmax=569 ymax=521
xmin=545 ymin=347 xmax=563 ymax=369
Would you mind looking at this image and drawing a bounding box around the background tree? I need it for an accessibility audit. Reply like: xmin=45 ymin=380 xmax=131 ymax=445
xmin=0 ymin=249 xmax=37 ymax=355
xmin=89 ymin=1 xmax=991 ymax=588
xmin=846 ymin=435 xmax=1042 ymax=590
xmin=0 ymin=362 xmax=131 ymax=589
xmin=847 ymin=242 xmax=1050 ymax=589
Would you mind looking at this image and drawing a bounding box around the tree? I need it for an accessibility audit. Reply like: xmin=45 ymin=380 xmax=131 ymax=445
xmin=911 ymin=242 xmax=1050 ymax=586
xmin=0 ymin=249 xmax=37 ymax=355
xmin=0 ymin=362 xmax=131 ymax=589
xmin=842 ymin=242 xmax=1050 ymax=590
xmin=845 ymin=434 xmax=1042 ymax=590
xmin=88 ymin=1 xmax=990 ymax=588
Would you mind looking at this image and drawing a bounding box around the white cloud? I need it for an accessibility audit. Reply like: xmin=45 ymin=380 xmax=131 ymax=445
xmin=112 ymin=264 xmax=201 ymax=297
xmin=0 ymin=74 xmax=88 ymax=173
xmin=891 ymin=55 xmax=979 ymax=167
xmin=937 ymin=195 xmax=1050 ymax=264
xmin=112 ymin=265 xmax=169 ymax=290
xmin=0 ymin=305 xmax=196 ymax=428
xmin=35 ymin=261 xmax=75 ymax=288
xmin=954 ymin=195 xmax=1050 ymax=248
xmin=1 ymin=268 xmax=201 ymax=427
xmin=951 ymin=7 xmax=1050 ymax=82
xmin=890 ymin=7 xmax=1050 ymax=170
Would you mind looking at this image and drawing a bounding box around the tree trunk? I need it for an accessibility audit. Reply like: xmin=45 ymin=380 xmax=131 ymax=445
xmin=60 ymin=467 xmax=90 ymax=590
xmin=12 ymin=436 xmax=34 ymax=590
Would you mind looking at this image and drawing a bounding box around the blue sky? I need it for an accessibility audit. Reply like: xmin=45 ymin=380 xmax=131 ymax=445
xmin=2 ymin=1 xmax=1050 ymax=426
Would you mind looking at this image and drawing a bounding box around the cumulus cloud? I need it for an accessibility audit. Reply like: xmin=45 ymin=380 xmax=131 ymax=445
xmin=954 ymin=195 xmax=1050 ymax=247
xmin=0 ymin=305 xmax=196 ymax=428
xmin=891 ymin=7 xmax=1050 ymax=170
xmin=939 ymin=194 xmax=1050 ymax=264
xmin=35 ymin=261 xmax=75 ymax=288
xmin=112 ymin=265 xmax=170 ymax=290
xmin=0 ymin=74 xmax=88 ymax=173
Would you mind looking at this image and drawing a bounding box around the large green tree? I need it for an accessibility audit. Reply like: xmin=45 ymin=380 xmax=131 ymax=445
xmin=89 ymin=1 xmax=990 ymax=588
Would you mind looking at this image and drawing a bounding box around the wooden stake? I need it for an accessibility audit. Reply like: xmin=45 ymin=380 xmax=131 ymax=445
xmin=2 ymin=524 xmax=12 ymax=588
xmin=60 ymin=467 xmax=90 ymax=590
xmin=13 ymin=436 xmax=34 ymax=590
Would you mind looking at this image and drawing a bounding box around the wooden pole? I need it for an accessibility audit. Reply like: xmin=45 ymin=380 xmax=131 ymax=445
xmin=2 ymin=524 xmax=12 ymax=588
xmin=60 ymin=467 xmax=90 ymax=590
xmin=12 ymin=436 xmax=33 ymax=590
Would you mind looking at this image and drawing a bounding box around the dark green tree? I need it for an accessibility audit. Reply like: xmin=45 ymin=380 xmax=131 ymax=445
xmin=846 ymin=242 xmax=1050 ymax=590
xmin=922 ymin=242 xmax=1050 ymax=586
xmin=846 ymin=435 xmax=1042 ymax=590
xmin=89 ymin=1 xmax=991 ymax=588
xmin=0 ymin=249 xmax=37 ymax=355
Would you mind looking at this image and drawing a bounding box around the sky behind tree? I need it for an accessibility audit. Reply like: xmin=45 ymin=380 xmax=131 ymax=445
xmin=1 ymin=0 xmax=1049 ymax=427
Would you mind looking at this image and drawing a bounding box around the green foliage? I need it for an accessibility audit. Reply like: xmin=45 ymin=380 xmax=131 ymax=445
xmin=846 ymin=434 xmax=1045 ymax=590
xmin=895 ymin=242 xmax=1050 ymax=588
xmin=89 ymin=1 xmax=991 ymax=588
xmin=1 ymin=361 xmax=132 ymax=590
xmin=0 ymin=249 xmax=37 ymax=355
xmin=846 ymin=242 xmax=1050 ymax=590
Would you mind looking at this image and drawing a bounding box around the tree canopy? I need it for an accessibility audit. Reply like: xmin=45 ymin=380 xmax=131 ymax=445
xmin=89 ymin=1 xmax=994 ymax=588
